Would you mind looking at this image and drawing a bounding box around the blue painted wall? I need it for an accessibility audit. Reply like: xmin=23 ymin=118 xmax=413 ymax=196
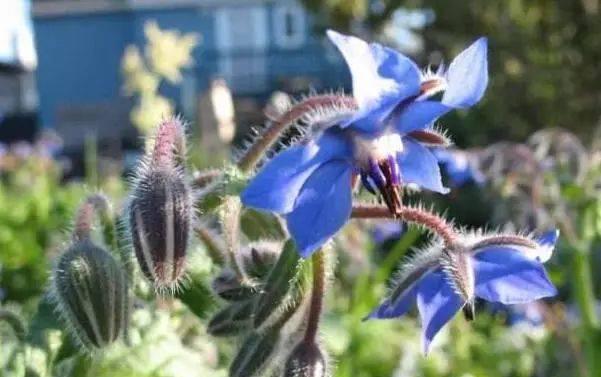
xmin=34 ymin=3 xmax=349 ymax=129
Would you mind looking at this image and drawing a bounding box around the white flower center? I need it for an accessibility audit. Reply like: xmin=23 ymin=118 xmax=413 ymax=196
xmin=353 ymin=131 xmax=404 ymax=167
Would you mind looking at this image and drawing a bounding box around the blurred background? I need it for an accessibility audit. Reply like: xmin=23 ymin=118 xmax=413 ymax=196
xmin=1 ymin=1 xmax=601 ymax=376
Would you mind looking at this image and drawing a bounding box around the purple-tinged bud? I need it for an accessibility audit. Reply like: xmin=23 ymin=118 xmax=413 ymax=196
xmin=52 ymin=240 xmax=129 ymax=350
xmin=129 ymin=118 xmax=192 ymax=291
xmin=284 ymin=341 xmax=326 ymax=377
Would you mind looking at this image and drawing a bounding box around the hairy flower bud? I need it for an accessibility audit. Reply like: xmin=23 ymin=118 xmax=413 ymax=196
xmin=254 ymin=240 xmax=301 ymax=327
xmin=242 ymin=241 xmax=282 ymax=279
xmin=207 ymin=299 xmax=255 ymax=336
xmin=129 ymin=118 xmax=192 ymax=291
xmin=284 ymin=341 xmax=326 ymax=377
xmin=52 ymin=240 xmax=129 ymax=350
xmin=212 ymin=269 xmax=257 ymax=301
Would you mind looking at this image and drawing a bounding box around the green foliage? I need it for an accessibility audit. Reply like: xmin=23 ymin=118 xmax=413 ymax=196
xmin=0 ymin=160 xmax=84 ymax=303
xmin=419 ymin=0 xmax=601 ymax=143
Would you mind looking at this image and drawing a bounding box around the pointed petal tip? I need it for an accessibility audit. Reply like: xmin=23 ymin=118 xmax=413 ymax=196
xmin=421 ymin=336 xmax=433 ymax=355
xmin=362 ymin=311 xmax=376 ymax=322
xmin=475 ymin=36 xmax=488 ymax=47
xmin=326 ymin=29 xmax=343 ymax=41
xmin=295 ymin=242 xmax=316 ymax=259
xmin=442 ymin=36 xmax=489 ymax=108
xmin=538 ymin=229 xmax=560 ymax=247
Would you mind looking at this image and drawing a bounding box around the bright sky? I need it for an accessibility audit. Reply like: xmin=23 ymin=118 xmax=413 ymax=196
xmin=0 ymin=0 xmax=37 ymax=69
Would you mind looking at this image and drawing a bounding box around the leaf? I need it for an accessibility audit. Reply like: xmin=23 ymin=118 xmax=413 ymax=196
xmin=240 ymin=209 xmax=286 ymax=241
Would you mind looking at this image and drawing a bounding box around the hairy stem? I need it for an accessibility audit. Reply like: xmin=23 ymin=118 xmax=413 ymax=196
xmin=304 ymin=249 xmax=325 ymax=342
xmin=73 ymin=194 xmax=111 ymax=242
xmin=194 ymin=225 xmax=226 ymax=266
xmin=192 ymin=169 xmax=222 ymax=189
xmin=237 ymin=95 xmax=357 ymax=172
xmin=351 ymin=205 xmax=458 ymax=246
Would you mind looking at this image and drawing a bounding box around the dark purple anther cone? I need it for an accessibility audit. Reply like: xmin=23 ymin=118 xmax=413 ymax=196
xmin=387 ymin=155 xmax=400 ymax=185
xmin=368 ymin=158 xmax=386 ymax=187
xmin=360 ymin=173 xmax=377 ymax=195
xmin=362 ymin=157 xmax=403 ymax=215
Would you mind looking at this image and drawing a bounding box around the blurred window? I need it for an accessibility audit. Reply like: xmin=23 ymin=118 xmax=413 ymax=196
xmin=215 ymin=5 xmax=268 ymax=93
xmin=274 ymin=3 xmax=305 ymax=49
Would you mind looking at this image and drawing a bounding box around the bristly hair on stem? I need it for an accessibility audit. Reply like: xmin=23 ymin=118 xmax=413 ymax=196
xmin=236 ymin=93 xmax=358 ymax=172
xmin=351 ymin=204 xmax=458 ymax=247
xmin=73 ymin=194 xmax=111 ymax=242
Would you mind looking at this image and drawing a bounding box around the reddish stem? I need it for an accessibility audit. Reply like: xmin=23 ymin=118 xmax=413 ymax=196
xmin=237 ymin=95 xmax=357 ymax=172
xmin=352 ymin=205 xmax=458 ymax=246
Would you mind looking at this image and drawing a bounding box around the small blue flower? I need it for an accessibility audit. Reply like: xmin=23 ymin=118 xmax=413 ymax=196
xmin=368 ymin=230 xmax=558 ymax=353
xmin=434 ymin=148 xmax=486 ymax=187
xmin=372 ymin=220 xmax=406 ymax=245
xmin=242 ymin=31 xmax=488 ymax=257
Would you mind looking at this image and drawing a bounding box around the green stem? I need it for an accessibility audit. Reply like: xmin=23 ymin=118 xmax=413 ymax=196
xmin=572 ymin=248 xmax=599 ymax=377
xmin=305 ymin=249 xmax=325 ymax=342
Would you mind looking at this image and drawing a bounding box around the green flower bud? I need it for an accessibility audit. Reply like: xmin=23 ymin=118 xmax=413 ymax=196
xmin=52 ymin=240 xmax=129 ymax=350
xmin=242 ymin=241 xmax=282 ymax=279
xmin=208 ymin=299 xmax=255 ymax=337
xmin=212 ymin=269 xmax=258 ymax=302
xmin=254 ymin=240 xmax=301 ymax=327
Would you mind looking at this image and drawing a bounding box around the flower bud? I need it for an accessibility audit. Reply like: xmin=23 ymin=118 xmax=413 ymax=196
xmin=212 ymin=269 xmax=257 ymax=302
xmin=129 ymin=118 xmax=191 ymax=291
xmin=207 ymin=299 xmax=255 ymax=337
xmin=52 ymin=240 xmax=129 ymax=350
xmin=254 ymin=240 xmax=301 ymax=327
xmin=284 ymin=341 xmax=326 ymax=377
xmin=242 ymin=241 xmax=282 ymax=279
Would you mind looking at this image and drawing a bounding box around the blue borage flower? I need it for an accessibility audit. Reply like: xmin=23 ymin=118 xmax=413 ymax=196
xmin=434 ymin=148 xmax=486 ymax=187
xmin=372 ymin=220 xmax=406 ymax=245
xmin=368 ymin=230 xmax=558 ymax=353
xmin=242 ymin=30 xmax=488 ymax=257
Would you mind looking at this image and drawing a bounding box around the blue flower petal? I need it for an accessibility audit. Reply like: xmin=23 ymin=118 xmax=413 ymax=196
xmin=327 ymin=30 xmax=421 ymax=132
xmin=473 ymin=248 xmax=557 ymax=305
xmin=434 ymin=148 xmax=486 ymax=187
xmin=241 ymin=131 xmax=351 ymax=214
xmin=442 ymin=37 xmax=488 ymax=108
xmin=394 ymin=101 xmax=450 ymax=134
xmin=416 ymin=270 xmax=464 ymax=354
xmin=397 ymin=138 xmax=449 ymax=194
xmin=538 ymin=229 xmax=559 ymax=248
xmin=367 ymin=270 xmax=427 ymax=320
xmin=286 ymin=160 xmax=353 ymax=257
